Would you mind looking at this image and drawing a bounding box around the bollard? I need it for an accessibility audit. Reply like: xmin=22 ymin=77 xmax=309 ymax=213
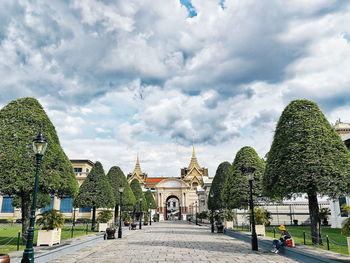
xmin=326 ymin=235 xmax=330 ymax=250
xmin=303 ymin=231 xmax=306 ymax=245
xmin=86 ymin=223 xmax=88 ymax=234
xmin=17 ymin=231 xmax=21 ymax=251
xmin=273 ymin=227 xmax=276 ymax=238
xmin=71 ymin=225 xmax=74 ymax=238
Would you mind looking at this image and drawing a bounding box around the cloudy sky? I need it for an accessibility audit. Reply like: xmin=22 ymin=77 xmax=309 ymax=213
xmin=1 ymin=0 xmax=350 ymax=177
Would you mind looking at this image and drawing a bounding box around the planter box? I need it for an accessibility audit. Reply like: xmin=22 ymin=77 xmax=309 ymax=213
xmin=224 ymin=221 xmax=234 ymax=229
xmin=99 ymin=223 xmax=108 ymax=232
xmin=37 ymin=229 xmax=61 ymax=246
xmin=255 ymin=224 xmax=265 ymax=236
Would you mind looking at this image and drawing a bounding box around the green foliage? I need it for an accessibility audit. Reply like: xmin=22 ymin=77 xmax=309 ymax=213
xmin=122 ymin=212 xmax=131 ymax=222
xmin=74 ymin=161 xmax=115 ymax=209
xmin=263 ymin=99 xmax=350 ymax=199
xmin=222 ymin=146 xmax=265 ymax=210
xmin=144 ymin=190 xmax=157 ymax=209
xmin=97 ymin=210 xmax=113 ymax=223
xmin=144 ymin=213 xmax=149 ymax=224
xmin=197 ymin=211 xmax=208 ymax=220
xmin=130 ymin=179 xmax=147 ymax=211
xmin=224 ymin=210 xmax=236 ymax=222
xmin=0 ymin=97 xmax=79 ymax=200
xmin=319 ymin=207 xmax=330 ymax=225
xmin=153 ymin=213 xmax=159 ymax=222
xmin=106 ymin=166 xmax=136 ymax=211
xmin=6 ymin=218 xmax=14 ymax=224
xmin=341 ymin=218 xmax=350 ymax=235
xmin=247 ymin=207 xmax=271 ymax=225
xmin=208 ymin=162 xmax=232 ymax=211
xmin=36 ymin=209 xmax=64 ymax=230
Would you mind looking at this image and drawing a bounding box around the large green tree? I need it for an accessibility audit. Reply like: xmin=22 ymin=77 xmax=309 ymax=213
xmin=263 ymin=99 xmax=350 ymax=245
xmin=106 ymin=166 xmax=136 ymax=223
xmin=0 ymin=97 xmax=78 ymax=242
xmin=74 ymin=161 xmax=114 ymax=230
xmin=222 ymin=146 xmax=265 ymax=210
xmin=144 ymin=190 xmax=157 ymax=210
xmin=208 ymin=162 xmax=232 ymax=211
xmin=130 ymin=179 xmax=147 ymax=220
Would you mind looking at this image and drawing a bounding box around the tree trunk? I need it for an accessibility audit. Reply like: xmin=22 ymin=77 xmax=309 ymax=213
xmin=307 ymin=192 xmax=321 ymax=245
xmin=91 ymin=206 xmax=96 ymax=231
xmin=114 ymin=203 xmax=119 ymax=225
xmin=21 ymin=195 xmax=31 ymax=245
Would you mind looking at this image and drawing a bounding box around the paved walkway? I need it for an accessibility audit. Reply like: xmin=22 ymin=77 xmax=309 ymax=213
xmin=49 ymin=221 xmax=298 ymax=263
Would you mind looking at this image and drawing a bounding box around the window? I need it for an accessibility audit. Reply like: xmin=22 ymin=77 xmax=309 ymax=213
xmin=40 ymin=197 xmax=54 ymax=212
xmin=173 ymin=202 xmax=176 ymax=207
xmin=1 ymin=197 xmax=14 ymax=213
xmin=60 ymin=198 xmax=72 ymax=213
xmin=74 ymin=168 xmax=83 ymax=173
xmin=339 ymin=196 xmax=348 ymax=217
xmin=86 ymin=168 xmax=89 ymax=172
xmin=79 ymin=207 xmax=91 ymax=213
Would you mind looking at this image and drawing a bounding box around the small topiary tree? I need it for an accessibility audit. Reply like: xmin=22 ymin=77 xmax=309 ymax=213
xmin=145 ymin=190 xmax=157 ymax=210
xmin=74 ymin=161 xmax=114 ymax=230
xmin=222 ymin=146 xmax=265 ymax=210
xmin=130 ymin=179 xmax=147 ymax=221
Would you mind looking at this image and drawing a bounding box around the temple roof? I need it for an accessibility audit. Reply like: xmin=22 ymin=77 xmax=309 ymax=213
xmin=132 ymin=154 xmax=143 ymax=176
xmin=187 ymin=145 xmax=201 ymax=171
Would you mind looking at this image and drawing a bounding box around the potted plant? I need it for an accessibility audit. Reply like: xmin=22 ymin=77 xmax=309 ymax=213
xmin=247 ymin=207 xmax=271 ymax=236
xmin=319 ymin=208 xmax=330 ymax=226
xmin=0 ymin=254 xmax=10 ymax=263
xmin=224 ymin=210 xmax=235 ymax=229
xmin=36 ymin=209 xmax=64 ymax=246
xmin=130 ymin=221 xmax=137 ymax=230
xmin=143 ymin=213 xmax=149 ymax=225
xmin=215 ymin=211 xmax=224 ymax=233
xmin=105 ymin=227 xmax=116 ymax=239
xmin=153 ymin=213 xmax=159 ymax=222
xmin=122 ymin=212 xmax=131 ymax=226
xmin=97 ymin=210 xmax=113 ymax=232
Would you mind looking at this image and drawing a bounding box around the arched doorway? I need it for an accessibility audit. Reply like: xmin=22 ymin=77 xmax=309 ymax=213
xmin=165 ymin=195 xmax=181 ymax=220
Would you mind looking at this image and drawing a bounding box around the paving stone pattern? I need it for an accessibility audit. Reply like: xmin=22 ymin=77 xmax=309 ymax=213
xmin=49 ymin=221 xmax=299 ymax=263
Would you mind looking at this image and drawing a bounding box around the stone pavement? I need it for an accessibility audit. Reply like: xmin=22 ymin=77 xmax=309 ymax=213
xmin=49 ymin=221 xmax=299 ymax=263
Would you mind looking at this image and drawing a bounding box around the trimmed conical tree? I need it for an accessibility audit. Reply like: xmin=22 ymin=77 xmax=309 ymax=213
xmin=74 ymin=161 xmax=114 ymax=230
xmin=130 ymin=179 xmax=147 ymax=221
xmin=208 ymin=162 xmax=232 ymax=212
xmin=0 ymin=97 xmax=78 ymax=242
xmin=222 ymin=146 xmax=265 ymax=210
xmin=263 ymin=99 xmax=350 ymax=245
xmin=106 ymin=166 xmax=136 ymax=223
xmin=145 ymin=190 xmax=157 ymax=210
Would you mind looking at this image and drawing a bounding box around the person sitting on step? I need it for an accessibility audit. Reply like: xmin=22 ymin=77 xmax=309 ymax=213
xmin=271 ymin=225 xmax=291 ymax=253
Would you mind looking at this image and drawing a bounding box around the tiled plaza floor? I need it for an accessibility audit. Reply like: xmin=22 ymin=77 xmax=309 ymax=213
xmin=49 ymin=221 xmax=299 ymax=263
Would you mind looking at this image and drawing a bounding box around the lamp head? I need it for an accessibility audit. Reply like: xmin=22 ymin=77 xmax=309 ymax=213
xmin=32 ymin=131 xmax=47 ymax=154
xmin=118 ymin=185 xmax=124 ymax=193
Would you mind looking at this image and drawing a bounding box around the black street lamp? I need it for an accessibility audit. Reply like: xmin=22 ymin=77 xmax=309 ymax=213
xmin=149 ymin=202 xmax=152 ymax=226
xmin=245 ymin=167 xmax=258 ymax=251
xmin=195 ymin=201 xmax=198 ymax=225
xmin=210 ymin=192 xmax=214 ymax=233
xmin=118 ymin=185 xmax=124 ymax=238
xmin=21 ymin=132 xmax=48 ymax=263
xmin=139 ymin=198 xmax=142 ymax=230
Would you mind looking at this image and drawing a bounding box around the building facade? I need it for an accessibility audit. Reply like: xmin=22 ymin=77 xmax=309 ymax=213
xmin=127 ymin=147 xmax=212 ymax=221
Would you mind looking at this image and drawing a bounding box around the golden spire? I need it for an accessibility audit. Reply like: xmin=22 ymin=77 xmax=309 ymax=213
xmin=133 ymin=154 xmax=142 ymax=176
xmin=188 ymin=145 xmax=201 ymax=171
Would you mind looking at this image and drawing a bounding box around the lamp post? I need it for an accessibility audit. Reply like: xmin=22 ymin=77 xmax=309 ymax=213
xmin=118 ymin=185 xmax=124 ymax=238
xmin=245 ymin=167 xmax=258 ymax=251
xmin=195 ymin=201 xmax=198 ymax=225
xmin=210 ymin=192 xmax=214 ymax=233
xmin=139 ymin=198 xmax=142 ymax=230
xmin=21 ymin=132 xmax=48 ymax=263
xmin=149 ymin=202 xmax=152 ymax=226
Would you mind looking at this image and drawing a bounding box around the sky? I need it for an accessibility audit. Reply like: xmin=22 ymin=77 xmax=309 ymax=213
xmin=1 ymin=0 xmax=350 ymax=177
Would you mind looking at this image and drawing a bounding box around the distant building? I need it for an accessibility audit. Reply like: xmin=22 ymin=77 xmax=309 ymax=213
xmin=127 ymin=146 xmax=212 ymax=221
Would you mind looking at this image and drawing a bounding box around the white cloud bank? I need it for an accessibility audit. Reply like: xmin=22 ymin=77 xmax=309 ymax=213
xmin=1 ymin=0 xmax=350 ymax=176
